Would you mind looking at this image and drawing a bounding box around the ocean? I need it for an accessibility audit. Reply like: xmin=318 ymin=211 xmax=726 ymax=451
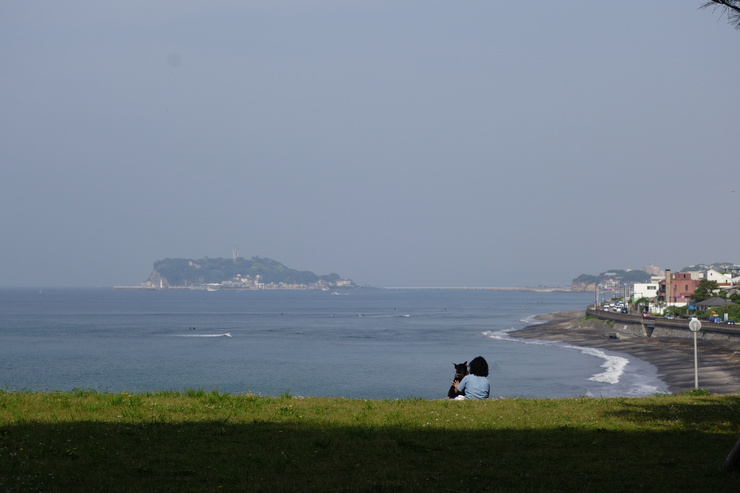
xmin=0 ymin=288 xmax=665 ymax=399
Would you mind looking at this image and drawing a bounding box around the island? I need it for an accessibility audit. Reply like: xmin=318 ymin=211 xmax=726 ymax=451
xmin=134 ymin=256 xmax=355 ymax=291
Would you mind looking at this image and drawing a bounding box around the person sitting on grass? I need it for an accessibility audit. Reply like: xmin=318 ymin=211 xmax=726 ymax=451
xmin=452 ymin=356 xmax=490 ymax=400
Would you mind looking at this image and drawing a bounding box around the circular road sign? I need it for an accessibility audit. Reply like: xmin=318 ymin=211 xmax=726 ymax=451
xmin=689 ymin=318 xmax=702 ymax=333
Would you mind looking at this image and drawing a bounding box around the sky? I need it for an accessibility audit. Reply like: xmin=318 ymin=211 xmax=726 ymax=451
xmin=1 ymin=1 xmax=738 ymax=288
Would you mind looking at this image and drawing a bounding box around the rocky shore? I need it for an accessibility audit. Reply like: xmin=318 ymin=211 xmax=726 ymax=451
xmin=511 ymin=310 xmax=740 ymax=395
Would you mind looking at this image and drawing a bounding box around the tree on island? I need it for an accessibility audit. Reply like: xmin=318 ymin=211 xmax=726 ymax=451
xmin=701 ymin=1 xmax=740 ymax=29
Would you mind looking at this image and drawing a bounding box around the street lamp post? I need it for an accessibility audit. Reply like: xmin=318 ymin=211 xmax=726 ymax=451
xmin=689 ymin=317 xmax=702 ymax=389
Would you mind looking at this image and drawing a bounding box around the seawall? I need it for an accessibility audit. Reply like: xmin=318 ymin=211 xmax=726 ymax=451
xmin=586 ymin=307 xmax=740 ymax=342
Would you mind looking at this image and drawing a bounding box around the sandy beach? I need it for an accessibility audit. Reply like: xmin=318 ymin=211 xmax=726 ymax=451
xmin=511 ymin=311 xmax=740 ymax=395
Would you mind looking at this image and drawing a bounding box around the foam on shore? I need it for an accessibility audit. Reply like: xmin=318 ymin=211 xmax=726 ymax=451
xmin=483 ymin=327 xmax=665 ymax=397
xmin=509 ymin=310 xmax=740 ymax=395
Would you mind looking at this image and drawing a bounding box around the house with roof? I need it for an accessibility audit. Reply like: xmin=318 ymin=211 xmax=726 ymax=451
xmin=694 ymin=297 xmax=737 ymax=309
xmin=706 ymin=269 xmax=732 ymax=287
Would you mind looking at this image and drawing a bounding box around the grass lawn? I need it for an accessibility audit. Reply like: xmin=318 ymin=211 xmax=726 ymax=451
xmin=1 ymin=389 xmax=739 ymax=492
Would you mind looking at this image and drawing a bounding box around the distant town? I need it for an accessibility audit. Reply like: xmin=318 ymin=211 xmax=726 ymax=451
xmin=580 ymin=263 xmax=740 ymax=322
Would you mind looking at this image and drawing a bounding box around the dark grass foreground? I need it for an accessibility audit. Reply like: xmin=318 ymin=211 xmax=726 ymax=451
xmin=1 ymin=390 xmax=739 ymax=492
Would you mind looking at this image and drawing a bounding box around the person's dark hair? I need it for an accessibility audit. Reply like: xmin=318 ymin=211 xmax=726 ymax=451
xmin=469 ymin=356 xmax=489 ymax=377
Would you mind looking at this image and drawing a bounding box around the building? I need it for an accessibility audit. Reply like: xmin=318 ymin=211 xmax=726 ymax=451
xmin=706 ymin=269 xmax=732 ymax=287
xmin=731 ymin=276 xmax=740 ymax=289
xmin=658 ymin=269 xmax=701 ymax=305
xmin=633 ymin=282 xmax=660 ymax=300
xmin=643 ymin=264 xmax=662 ymax=276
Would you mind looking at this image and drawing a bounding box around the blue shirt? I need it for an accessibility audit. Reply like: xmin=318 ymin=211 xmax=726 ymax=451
xmin=457 ymin=374 xmax=490 ymax=399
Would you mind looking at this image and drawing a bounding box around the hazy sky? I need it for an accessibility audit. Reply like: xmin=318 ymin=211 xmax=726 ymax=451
xmin=2 ymin=1 xmax=738 ymax=288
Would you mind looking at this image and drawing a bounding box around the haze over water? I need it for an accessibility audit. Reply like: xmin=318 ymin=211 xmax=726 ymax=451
xmin=3 ymin=3 xmax=738 ymax=289
xmin=0 ymin=288 xmax=664 ymax=399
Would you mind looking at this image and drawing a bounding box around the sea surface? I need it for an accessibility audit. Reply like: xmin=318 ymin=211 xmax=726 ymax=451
xmin=0 ymin=288 xmax=666 ymax=399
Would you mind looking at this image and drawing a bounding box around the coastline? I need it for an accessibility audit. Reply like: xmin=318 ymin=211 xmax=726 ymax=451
xmin=511 ymin=310 xmax=740 ymax=395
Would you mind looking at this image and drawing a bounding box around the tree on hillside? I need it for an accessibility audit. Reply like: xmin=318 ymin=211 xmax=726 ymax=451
xmin=702 ymin=1 xmax=740 ymax=29
xmin=691 ymin=279 xmax=720 ymax=302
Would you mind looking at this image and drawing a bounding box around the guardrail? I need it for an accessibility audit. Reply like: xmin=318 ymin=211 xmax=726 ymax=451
xmin=585 ymin=307 xmax=740 ymax=337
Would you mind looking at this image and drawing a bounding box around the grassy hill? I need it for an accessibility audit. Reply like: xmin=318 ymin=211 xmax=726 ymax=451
xmin=1 ymin=390 xmax=739 ymax=492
